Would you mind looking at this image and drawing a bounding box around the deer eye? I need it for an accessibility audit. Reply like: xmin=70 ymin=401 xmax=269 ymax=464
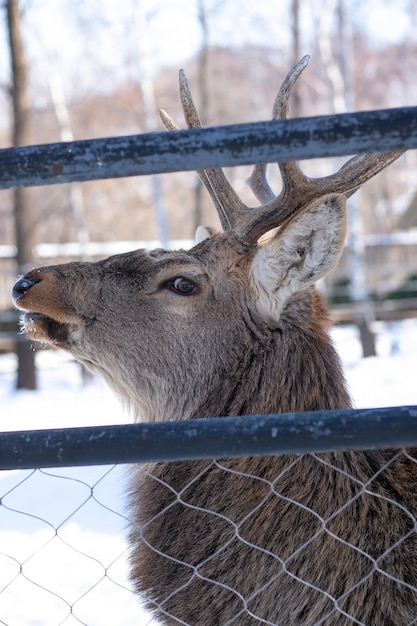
xmin=166 ymin=277 xmax=197 ymax=295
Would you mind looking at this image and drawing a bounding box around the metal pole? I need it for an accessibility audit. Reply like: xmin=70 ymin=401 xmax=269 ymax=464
xmin=0 ymin=107 xmax=415 ymax=190
xmin=1 ymin=406 xmax=416 ymax=470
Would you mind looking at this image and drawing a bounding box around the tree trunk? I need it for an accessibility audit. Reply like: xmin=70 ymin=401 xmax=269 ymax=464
xmin=7 ymin=0 xmax=37 ymax=389
xmin=338 ymin=0 xmax=376 ymax=357
xmin=48 ymin=65 xmax=89 ymax=252
xmin=290 ymin=0 xmax=302 ymax=117
xmin=135 ymin=3 xmax=168 ymax=248
xmin=194 ymin=0 xmax=210 ymax=233
xmin=318 ymin=0 xmax=376 ymax=357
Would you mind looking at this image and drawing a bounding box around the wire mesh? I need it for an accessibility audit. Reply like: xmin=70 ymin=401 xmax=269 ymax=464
xmin=127 ymin=449 xmax=417 ymax=625
xmin=0 ymin=465 xmax=145 ymax=625
xmin=2 ymin=447 xmax=417 ymax=625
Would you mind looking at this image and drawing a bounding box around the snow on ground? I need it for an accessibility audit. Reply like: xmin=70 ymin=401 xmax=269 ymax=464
xmin=1 ymin=319 xmax=417 ymax=625
xmin=332 ymin=319 xmax=417 ymax=408
xmin=0 ymin=352 xmax=157 ymax=626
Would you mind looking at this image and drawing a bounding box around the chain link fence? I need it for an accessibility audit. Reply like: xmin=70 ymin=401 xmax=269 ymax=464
xmin=128 ymin=450 xmax=417 ymax=626
xmin=2 ymin=445 xmax=417 ymax=625
xmin=0 ymin=465 xmax=142 ymax=625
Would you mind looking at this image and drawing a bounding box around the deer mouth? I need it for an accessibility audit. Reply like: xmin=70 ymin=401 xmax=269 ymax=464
xmin=21 ymin=312 xmax=71 ymax=345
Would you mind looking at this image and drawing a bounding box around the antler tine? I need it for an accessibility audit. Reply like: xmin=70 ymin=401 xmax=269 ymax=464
xmin=178 ymin=70 xmax=202 ymax=129
xmin=236 ymin=149 xmax=405 ymax=247
xmin=240 ymin=57 xmax=318 ymax=245
xmin=159 ymin=109 xmax=181 ymax=131
xmin=247 ymin=56 xmax=310 ymax=205
xmin=335 ymin=151 xmax=404 ymax=196
xmin=160 ymin=107 xmax=232 ymax=230
xmin=272 ymin=54 xmax=310 ymax=121
xmin=272 ymin=56 xmax=314 ymax=199
xmin=160 ymin=70 xmax=251 ymax=233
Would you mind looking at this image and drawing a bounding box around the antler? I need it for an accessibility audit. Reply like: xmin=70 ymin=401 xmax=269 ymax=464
xmin=160 ymin=56 xmax=404 ymax=250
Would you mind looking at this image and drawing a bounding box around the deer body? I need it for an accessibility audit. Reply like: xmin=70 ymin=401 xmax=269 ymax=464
xmin=12 ymin=60 xmax=416 ymax=625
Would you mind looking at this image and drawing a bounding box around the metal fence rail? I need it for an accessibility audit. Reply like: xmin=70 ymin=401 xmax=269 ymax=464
xmin=0 ymin=107 xmax=416 ymax=189
xmin=1 ymin=406 xmax=417 ymax=470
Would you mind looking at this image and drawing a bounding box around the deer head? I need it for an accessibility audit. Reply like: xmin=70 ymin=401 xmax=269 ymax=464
xmin=12 ymin=57 xmax=401 ymax=422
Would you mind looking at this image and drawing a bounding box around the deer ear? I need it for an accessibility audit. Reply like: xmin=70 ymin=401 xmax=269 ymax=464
xmin=194 ymin=225 xmax=217 ymax=244
xmin=250 ymin=193 xmax=347 ymax=322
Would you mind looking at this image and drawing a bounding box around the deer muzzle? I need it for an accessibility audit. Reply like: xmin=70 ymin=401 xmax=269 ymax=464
xmin=12 ymin=268 xmax=83 ymax=345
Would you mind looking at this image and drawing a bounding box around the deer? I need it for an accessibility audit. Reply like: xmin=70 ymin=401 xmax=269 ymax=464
xmin=12 ymin=56 xmax=417 ymax=625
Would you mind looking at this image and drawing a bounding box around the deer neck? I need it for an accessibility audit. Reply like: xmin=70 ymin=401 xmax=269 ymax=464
xmin=198 ymin=292 xmax=351 ymax=420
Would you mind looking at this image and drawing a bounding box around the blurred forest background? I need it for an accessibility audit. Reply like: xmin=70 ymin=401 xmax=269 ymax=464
xmin=1 ymin=0 xmax=417 ymax=387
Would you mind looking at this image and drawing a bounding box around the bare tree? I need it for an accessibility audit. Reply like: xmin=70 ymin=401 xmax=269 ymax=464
xmin=7 ymin=0 xmax=37 ymax=389
xmin=135 ymin=2 xmax=168 ymax=248
xmin=290 ymin=0 xmax=302 ymax=116
xmin=317 ymin=0 xmax=346 ymax=114
xmin=318 ymin=0 xmax=376 ymax=356
xmin=193 ymin=0 xmax=210 ymax=231
xmin=48 ymin=63 xmax=89 ymax=253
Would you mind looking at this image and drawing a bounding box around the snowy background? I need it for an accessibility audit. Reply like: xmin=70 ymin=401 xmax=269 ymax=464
xmin=1 ymin=319 xmax=417 ymax=625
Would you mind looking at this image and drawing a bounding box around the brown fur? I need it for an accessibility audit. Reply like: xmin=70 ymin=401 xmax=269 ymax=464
xmin=13 ymin=196 xmax=417 ymax=624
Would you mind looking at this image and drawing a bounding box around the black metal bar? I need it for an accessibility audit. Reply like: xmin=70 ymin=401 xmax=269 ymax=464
xmin=0 ymin=107 xmax=416 ymax=190
xmin=1 ymin=406 xmax=417 ymax=470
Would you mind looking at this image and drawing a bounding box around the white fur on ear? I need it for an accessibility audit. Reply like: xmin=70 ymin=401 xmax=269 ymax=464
xmin=250 ymin=193 xmax=347 ymax=323
xmin=194 ymin=225 xmax=216 ymax=244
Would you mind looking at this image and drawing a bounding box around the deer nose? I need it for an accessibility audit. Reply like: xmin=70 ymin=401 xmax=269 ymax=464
xmin=12 ymin=276 xmax=38 ymax=301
